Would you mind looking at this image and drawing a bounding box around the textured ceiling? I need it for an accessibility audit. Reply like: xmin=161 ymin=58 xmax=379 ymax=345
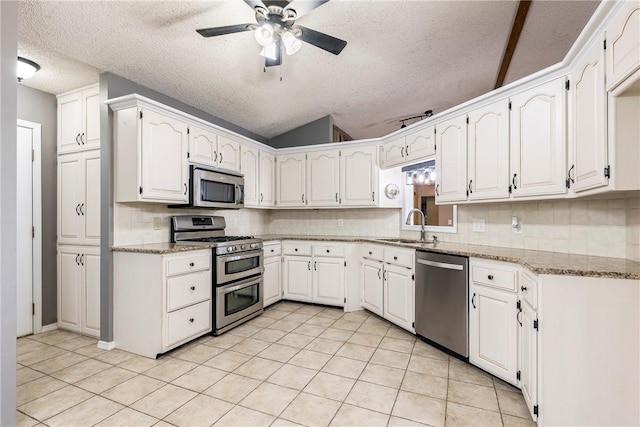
xmin=18 ymin=0 xmax=599 ymax=141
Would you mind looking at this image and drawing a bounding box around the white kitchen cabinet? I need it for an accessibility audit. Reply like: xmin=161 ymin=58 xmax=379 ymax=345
xmin=276 ymin=153 xmax=306 ymax=207
xmin=57 ymin=150 xmax=100 ymax=246
xmin=519 ymin=294 xmax=538 ymax=421
xmin=605 ymin=1 xmax=640 ymax=91
xmin=241 ymin=145 xmax=260 ymax=207
xmin=406 ymin=126 xmax=436 ymax=161
xmin=467 ymin=100 xmax=510 ymax=200
xmin=306 ymin=150 xmax=340 ymax=207
xmin=313 ymin=257 xmax=345 ymax=306
xmin=113 ymin=107 xmax=189 ymax=203
xmin=114 ymin=249 xmax=212 ymax=358
xmin=57 ymin=84 xmax=100 ymax=154
xmin=263 ymin=242 xmax=282 ymax=307
xmin=57 ymin=246 xmax=100 ymax=338
xmin=361 ymin=257 xmax=384 ymax=317
xmin=435 ymin=114 xmax=468 ymax=203
xmin=510 ymin=78 xmax=567 ymax=198
xmin=283 ymin=255 xmax=313 ymax=302
xmin=188 ymin=125 xmax=241 ymax=173
xmin=217 ymin=135 xmax=242 ymax=173
xmin=383 ymin=262 xmax=414 ymax=332
xmin=380 ymin=136 xmax=407 ymax=168
xmin=340 ymin=146 xmax=378 ymax=207
xmin=259 ymin=151 xmax=276 ymax=207
xmin=569 ymin=37 xmax=608 ymax=193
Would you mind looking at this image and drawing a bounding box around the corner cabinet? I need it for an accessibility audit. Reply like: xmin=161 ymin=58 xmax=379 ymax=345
xmin=57 ymin=84 xmax=100 ymax=154
xmin=605 ymin=1 xmax=640 ymax=91
xmin=379 ymin=126 xmax=435 ymax=169
xmin=435 ymin=115 xmax=468 ymax=203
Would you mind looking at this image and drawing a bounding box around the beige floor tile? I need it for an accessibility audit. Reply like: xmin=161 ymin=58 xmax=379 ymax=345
xmin=203 ymin=373 xmax=261 ymax=403
xmin=153 ymin=421 xmax=174 ymax=427
xmin=75 ymin=366 xmax=137 ymax=394
xmin=17 ymin=339 xmax=49 ymax=356
xmin=447 ymin=379 xmax=499 ymax=411
xmin=386 ymin=327 xmax=417 ymax=341
xmin=304 ymin=372 xmax=355 ymax=401
xmin=494 ymin=377 xmax=521 ymax=392
xmin=387 ymin=416 xmax=430 ymax=426
xmin=363 ymin=315 xmax=390 ymax=327
xmin=317 ymin=307 xmax=344 ymax=319
xmin=329 ymin=403 xmax=389 ymax=427
xmin=94 ymin=349 xmax=136 ymax=365
xmin=164 ymin=394 xmax=233 ymax=427
xmin=321 ymin=356 xmax=367 ymax=379
xmin=234 ymin=356 xmax=283 ymax=380
xmin=342 ymin=311 xmax=370 ymax=323
xmin=94 ymin=407 xmax=158 ymax=427
xmin=118 ymin=355 xmax=165 ymax=373
xmin=205 ymin=333 xmax=245 ymax=349
xmin=347 ymin=332 xmax=384 ymax=348
xmin=280 ymin=392 xmax=341 ymax=427
xmin=30 ymin=352 xmax=88 ymax=374
xmin=101 ymin=375 xmax=165 ymax=406
xmin=18 ymin=385 xmax=93 ymax=422
xmin=54 ymin=336 xmax=97 ymax=351
xmin=401 ymin=371 xmax=448 ymax=400
xmin=16 ymin=410 xmax=39 ymax=427
xmin=17 ymin=376 xmax=67 ymax=406
xmin=345 ymin=381 xmax=398 ymax=414
xmin=268 ymin=319 xmax=302 ymax=332
xmin=170 ymin=343 xmax=224 ymax=364
xmin=75 ymin=344 xmax=109 ymax=358
xmin=357 ymin=323 xmax=391 ymax=337
xmin=45 ymin=395 xmax=123 ymax=427
xmin=379 ymin=336 xmax=415 ymax=354
xmin=171 ymin=365 xmax=227 ymax=392
xmin=240 ymin=382 xmax=299 ymax=416
xmin=335 ymin=342 xmax=375 ymax=361
xmin=370 ymin=348 xmax=411 ymax=369
xmin=391 ymin=391 xmax=446 ymax=427
xmin=360 ymin=363 xmax=406 ymax=388
xmin=296 ymin=305 xmax=324 ymax=315
xmin=271 ymin=417 xmax=305 ymax=427
xmin=305 ymin=316 xmax=336 ymax=328
xmin=502 ymin=413 xmax=537 ymax=427
xmin=252 ymin=328 xmax=287 ymax=343
xmin=203 ymin=350 xmax=251 ymax=371
xmin=246 ymin=314 xmax=278 ymax=328
xmin=288 ymin=349 xmax=332 ymax=370
xmin=283 ymin=312 xmax=315 ymax=323
xmin=227 ymin=323 xmax=262 ymax=337
xmin=407 ymin=355 xmax=449 ymax=378
xmin=49 ymin=358 xmax=111 ymax=383
xmin=305 ymin=337 xmax=344 ymax=355
xmin=319 ymin=327 xmax=354 ymax=341
xmin=412 ymin=340 xmax=449 ymax=361
xmin=213 ymin=405 xmax=275 ymax=427
xmin=145 ymin=358 xmax=198 ymax=382
xmin=16 ymin=367 xmax=44 ymax=386
xmin=275 ymin=301 xmax=305 ymax=311
xmin=448 ymin=359 xmax=493 ymax=387
xmin=229 ymin=337 xmax=271 ymax=355
xmin=258 ymin=343 xmax=300 ymax=362
xmin=292 ymin=323 xmax=327 ymax=337
xmin=267 ymin=364 xmax=318 ymax=390
xmin=262 ymin=309 xmax=290 ymax=320
xmin=496 ymin=388 xmax=532 ymax=419
xmin=332 ymin=319 xmax=363 ymax=331
xmin=17 ymin=349 xmax=71 ymax=370
xmin=445 ymin=401 xmax=502 ymax=427
xmin=277 ymin=332 xmax=315 ymax=348
xmin=31 ymin=330 xmax=77 ymax=345
xmin=130 ymin=384 xmax=197 ymax=419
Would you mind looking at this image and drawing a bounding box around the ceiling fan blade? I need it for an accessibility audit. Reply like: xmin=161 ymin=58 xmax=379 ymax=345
xmin=285 ymin=0 xmax=330 ymax=18
xmin=265 ymin=41 xmax=282 ymax=67
xmin=196 ymin=24 xmax=253 ymax=37
xmin=243 ymin=0 xmax=268 ymax=11
xmin=297 ymin=25 xmax=347 ymax=55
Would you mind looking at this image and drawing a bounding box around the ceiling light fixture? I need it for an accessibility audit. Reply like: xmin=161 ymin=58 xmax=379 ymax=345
xmin=398 ymin=110 xmax=434 ymax=129
xmin=254 ymin=23 xmax=275 ymax=47
xmin=282 ymin=29 xmax=302 ymax=55
xmin=17 ymin=56 xmax=40 ymax=82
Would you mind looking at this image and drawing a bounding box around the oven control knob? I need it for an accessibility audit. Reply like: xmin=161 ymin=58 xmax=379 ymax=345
xmin=232 ymin=246 xmax=237 ymax=251
xmin=241 ymin=244 xmax=247 ymax=250
xmin=250 ymin=243 xmax=258 ymax=249
xmin=227 ymin=247 xmax=233 ymax=253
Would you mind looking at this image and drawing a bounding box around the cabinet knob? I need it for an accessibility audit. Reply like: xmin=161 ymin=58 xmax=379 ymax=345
xmin=488 ymin=275 xmax=494 ymax=280
xmin=189 ymin=262 xmax=195 ymax=267
xmin=394 ymin=256 xmax=398 ymax=261
xmin=294 ymin=248 xmax=298 ymax=252
xmin=190 ymin=286 xmax=195 ymax=291
xmin=189 ymin=318 xmax=194 ymax=323
xmin=369 ymin=251 xmax=372 ymax=255
xmin=521 ymin=286 xmax=528 ymax=292
xmin=270 ymin=249 xmax=275 ymax=253
xmin=326 ymin=249 xmax=330 ymax=253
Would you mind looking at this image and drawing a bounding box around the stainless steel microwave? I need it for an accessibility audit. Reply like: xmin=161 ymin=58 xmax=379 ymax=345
xmin=173 ymin=166 xmax=244 ymax=209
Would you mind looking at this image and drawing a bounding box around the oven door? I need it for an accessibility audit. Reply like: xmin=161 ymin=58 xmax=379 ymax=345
xmin=216 ymin=275 xmax=263 ymax=330
xmin=217 ymin=249 xmax=263 ymax=284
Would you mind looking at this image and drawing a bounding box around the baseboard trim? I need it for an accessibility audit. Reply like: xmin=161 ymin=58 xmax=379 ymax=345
xmin=97 ymin=340 xmax=116 ymax=350
xmin=41 ymin=323 xmax=58 ymax=333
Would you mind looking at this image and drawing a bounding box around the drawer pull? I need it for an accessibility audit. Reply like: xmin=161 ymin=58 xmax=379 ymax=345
xmin=270 ymin=249 xmax=275 ymax=253
xmin=394 ymin=256 xmax=398 ymax=261
xmin=189 ymin=262 xmax=195 ymax=267
xmin=521 ymin=286 xmax=528 ymax=292
xmin=189 ymin=318 xmax=194 ymax=323
xmin=190 ymin=286 xmax=196 ymax=291
xmin=487 ymin=274 xmax=494 ymax=280
xmin=369 ymin=251 xmax=372 ymax=255
xmin=295 ymin=248 xmax=298 ymax=252
xmin=326 ymin=249 xmax=330 ymax=253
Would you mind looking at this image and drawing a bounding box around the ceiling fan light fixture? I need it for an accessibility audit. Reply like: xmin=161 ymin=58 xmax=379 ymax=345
xmin=254 ymin=23 xmax=275 ymax=47
xmin=282 ymin=30 xmax=302 ymax=55
xmin=17 ymin=56 xmax=40 ymax=82
xmin=259 ymin=43 xmax=278 ymax=61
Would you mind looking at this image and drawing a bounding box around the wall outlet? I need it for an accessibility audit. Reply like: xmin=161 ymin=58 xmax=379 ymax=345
xmin=337 ymin=219 xmax=344 ymax=227
xmin=472 ymin=219 xmax=485 ymax=233
xmin=232 ymin=217 xmax=238 ymax=228
xmin=153 ymin=217 xmax=162 ymax=230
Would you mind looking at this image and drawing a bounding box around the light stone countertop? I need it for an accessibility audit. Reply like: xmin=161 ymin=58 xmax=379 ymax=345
xmin=112 ymin=236 xmax=640 ymax=280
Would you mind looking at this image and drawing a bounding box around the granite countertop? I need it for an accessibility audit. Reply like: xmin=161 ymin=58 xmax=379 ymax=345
xmin=112 ymin=236 xmax=640 ymax=280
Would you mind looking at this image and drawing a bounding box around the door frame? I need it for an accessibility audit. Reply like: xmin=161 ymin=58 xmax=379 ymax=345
xmin=17 ymin=119 xmax=42 ymax=334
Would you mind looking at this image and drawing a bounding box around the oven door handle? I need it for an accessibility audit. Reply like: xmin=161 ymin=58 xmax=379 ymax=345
xmin=218 ymin=278 xmax=261 ymax=294
xmin=218 ymin=248 xmax=263 ymax=263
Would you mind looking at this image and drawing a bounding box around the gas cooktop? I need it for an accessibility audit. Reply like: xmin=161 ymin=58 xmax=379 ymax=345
xmin=171 ymin=215 xmax=262 ymax=255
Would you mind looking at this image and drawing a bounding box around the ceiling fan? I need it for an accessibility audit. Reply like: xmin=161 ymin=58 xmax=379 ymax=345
xmin=196 ymin=0 xmax=347 ymax=67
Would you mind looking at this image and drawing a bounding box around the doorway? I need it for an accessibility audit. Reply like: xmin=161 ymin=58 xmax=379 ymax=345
xmin=17 ymin=119 xmax=42 ymax=337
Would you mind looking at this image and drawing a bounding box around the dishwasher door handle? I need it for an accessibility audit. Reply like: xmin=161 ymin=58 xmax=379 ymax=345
xmin=417 ymin=259 xmax=464 ymax=270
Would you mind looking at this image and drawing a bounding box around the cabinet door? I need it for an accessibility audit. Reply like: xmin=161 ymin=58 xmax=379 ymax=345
xmin=217 ymin=135 xmax=241 ymax=172
xmin=406 ymin=126 xmax=436 ymax=161
xmin=58 ymin=154 xmax=82 ymax=244
xmin=436 ymin=115 xmax=468 ymax=202
xmin=189 ymin=125 xmax=218 ymax=167
xmin=519 ymin=299 xmax=538 ymax=421
xmin=307 ymin=150 xmax=340 ymax=207
xmin=283 ymin=256 xmax=313 ymax=302
xmin=380 ymin=137 xmax=406 ymax=168
xmin=58 ymin=91 xmax=83 ymax=154
xmin=83 ymin=152 xmax=101 ymax=245
xmin=384 ymin=263 xmax=414 ymax=332
xmin=141 ymin=109 xmax=189 ymax=202
xmin=241 ymin=145 xmax=260 ymax=207
xmin=570 ymin=39 xmax=608 ymax=193
xmin=276 ymin=153 xmax=306 ymax=207
xmin=57 ymin=247 xmax=82 ymax=332
xmin=469 ymin=284 xmax=518 ymax=384
xmin=468 ymin=100 xmax=510 ymax=200
xmin=82 ymin=85 xmax=101 ymax=150
xmin=263 ymin=256 xmax=282 ymax=307
xmin=606 ymin=2 xmax=640 ymax=90
xmin=313 ymin=257 xmax=345 ymax=307
xmin=510 ymin=79 xmax=566 ymax=198
xmin=82 ymin=248 xmax=101 ymax=337
xmin=259 ymin=151 xmax=276 ymax=207
xmin=340 ymin=146 xmax=377 ymax=207
xmin=361 ymin=259 xmax=383 ymax=317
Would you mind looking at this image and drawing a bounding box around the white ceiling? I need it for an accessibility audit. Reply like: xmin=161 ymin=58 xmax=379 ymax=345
xmin=18 ymin=0 xmax=599 ymax=141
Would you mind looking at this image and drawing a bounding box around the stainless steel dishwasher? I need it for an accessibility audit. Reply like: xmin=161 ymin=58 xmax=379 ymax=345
xmin=415 ymin=251 xmax=469 ymax=358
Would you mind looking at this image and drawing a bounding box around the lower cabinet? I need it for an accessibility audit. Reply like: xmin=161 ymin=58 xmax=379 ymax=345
xmin=114 ymin=249 xmax=212 ymax=358
xmin=361 ymin=257 xmax=384 ymax=317
xmin=383 ymin=262 xmax=414 ymax=332
xmin=263 ymin=242 xmax=282 ymax=307
xmin=57 ymin=245 xmax=100 ymax=338
xmin=518 ymin=270 xmax=539 ymax=421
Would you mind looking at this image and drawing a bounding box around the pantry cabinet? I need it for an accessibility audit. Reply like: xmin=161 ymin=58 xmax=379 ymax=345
xmin=57 ymin=84 xmax=100 ymax=154
xmin=340 ymin=146 xmax=378 ymax=207
xmin=276 ymin=153 xmax=306 ymax=207
xmin=435 ymin=114 xmax=468 ymax=203
xmin=306 ymin=150 xmax=340 ymax=207
xmin=605 ymin=1 xmax=640 ymax=91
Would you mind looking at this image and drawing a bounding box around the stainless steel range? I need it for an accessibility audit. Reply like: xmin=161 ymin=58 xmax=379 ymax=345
xmin=171 ymin=215 xmax=264 ymax=335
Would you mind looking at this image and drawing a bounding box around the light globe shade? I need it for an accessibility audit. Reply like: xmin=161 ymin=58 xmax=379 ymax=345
xmin=17 ymin=57 xmax=40 ymax=81
xmin=282 ymin=31 xmax=302 ymax=55
xmin=259 ymin=43 xmax=278 ymax=60
xmin=254 ymin=24 xmax=275 ymax=47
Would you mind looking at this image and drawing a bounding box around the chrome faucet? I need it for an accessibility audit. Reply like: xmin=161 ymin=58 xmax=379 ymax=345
xmin=406 ymin=209 xmax=426 ymax=242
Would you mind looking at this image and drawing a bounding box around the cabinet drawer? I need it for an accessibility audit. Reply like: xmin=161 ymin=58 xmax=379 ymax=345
xmin=519 ymin=270 xmax=538 ymax=309
xmin=166 ymin=300 xmax=211 ymax=348
xmin=166 ymin=252 xmax=211 ymax=276
xmin=264 ymin=243 xmax=282 ymax=258
xmin=282 ymin=242 xmax=312 ymax=256
xmin=384 ymin=249 xmax=414 ymax=269
xmin=361 ymin=245 xmax=384 ymax=261
xmin=313 ymin=245 xmax=344 ymax=258
xmin=166 ymin=270 xmax=211 ymax=312
xmin=472 ymin=263 xmax=517 ymax=292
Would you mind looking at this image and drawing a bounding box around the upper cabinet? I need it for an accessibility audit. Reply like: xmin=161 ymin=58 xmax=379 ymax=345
xmin=243 ymin=146 xmax=275 ymax=208
xmin=188 ymin=125 xmax=241 ymax=173
xmin=217 ymin=135 xmax=242 ymax=173
xmin=259 ymin=152 xmax=276 ymax=207
xmin=380 ymin=136 xmax=406 ymax=168
xmin=340 ymin=146 xmax=378 ymax=207
xmin=380 ymin=126 xmax=435 ymax=169
xmin=605 ymin=1 xmax=640 ymax=91
xmin=307 ymin=150 xmax=340 ymax=207
xmin=435 ymin=115 xmax=468 ymax=203
xmin=276 ymin=153 xmax=307 ymax=207
xmin=510 ymin=78 xmax=567 ymax=198
xmin=58 ymin=84 xmax=100 ymax=154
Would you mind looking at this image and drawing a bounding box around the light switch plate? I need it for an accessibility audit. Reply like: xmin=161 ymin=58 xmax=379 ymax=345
xmin=472 ymin=219 xmax=485 ymax=233
xmin=153 ymin=217 xmax=162 ymax=230
xmin=337 ymin=219 xmax=344 ymax=227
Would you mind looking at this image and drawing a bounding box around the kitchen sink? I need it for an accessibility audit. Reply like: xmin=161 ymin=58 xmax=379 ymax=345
xmin=378 ymin=238 xmax=424 ymax=244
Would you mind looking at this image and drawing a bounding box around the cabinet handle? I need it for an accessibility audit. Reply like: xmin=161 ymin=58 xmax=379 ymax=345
xmin=566 ymin=164 xmax=575 ymax=189
xmin=260 ymin=193 xmax=264 ymax=203
xmin=80 ymin=254 xmax=84 ymax=266
xmin=314 ymin=261 xmax=317 ymax=271
xmin=405 ymin=145 xmax=409 ymax=157
xmin=76 ymin=204 xmax=81 ymax=215
xmin=189 ymin=318 xmax=194 ymax=323
xmin=512 ymin=174 xmax=518 ymax=190
xmin=189 ymin=262 xmax=195 ymax=267
xmin=307 ymin=261 xmax=311 ymax=271
xmin=517 ymin=306 xmax=523 ymax=326
xmin=76 ymin=133 xmax=81 ymax=145
xmin=521 ymin=286 xmax=528 ymax=292
xmin=219 ymin=152 xmax=223 ymax=164
xmin=393 ymin=256 xmax=398 ymax=261
xmin=368 ymin=251 xmax=372 ymax=255
xmin=301 ymin=194 xmax=305 ymax=203
xmin=75 ymin=254 xmax=80 ymax=265
xmin=326 ymin=249 xmax=330 ymax=253
xmin=488 ymin=275 xmax=494 ymax=280
xmin=468 ymin=180 xmax=473 ymax=194
xmin=335 ymin=193 xmax=338 ymax=202
xmin=384 ymin=271 xmax=388 ymax=281
xmin=472 ymin=293 xmax=476 ymax=309
xmin=190 ymin=286 xmax=196 ymax=291
xmin=400 ymin=147 xmax=405 ymax=158
xmin=80 ymin=203 xmax=84 ymax=215
xmin=372 ymin=191 xmax=375 ymax=201
xmin=294 ymin=248 xmax=298 ymax=252
xmin=184 ymin=183 xmax=188 ymax=195
xmin=214 ymin=151 xmax=218 ymax=162
xmin=435 ymin=184 xmax=440 ymax=196
xmin=378 ymin=268 xmax=381 ymax=279
xmin=80 ymin=132 xmax=85 ymax=144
